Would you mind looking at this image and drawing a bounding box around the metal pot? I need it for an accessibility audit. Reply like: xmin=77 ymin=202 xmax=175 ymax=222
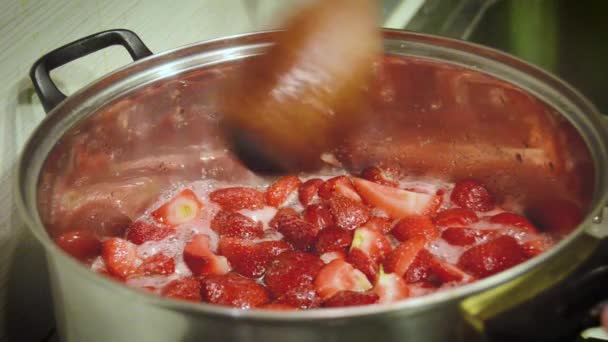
xmin=16 ymin=29 xmax=608 ymax=341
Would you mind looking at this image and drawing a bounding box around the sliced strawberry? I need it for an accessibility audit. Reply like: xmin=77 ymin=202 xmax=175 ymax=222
xmin=314 ymin=227 xmax=353 ymax=255
xmin=457 ymin=235 xmax=528 ymax=278
xmin=320 ymin=251 xmax=347 ymax=264
xmin=152 ymin=189 xmax=202 ymax=225
xmin=525 ymin=199 xmax=582 ymax=237
xmin=210 ymin=210 xmax=263 ymax=239
xmin=392 ymin=215 xmax=439 ymax=242
xmin=450 ymin=180 xmax=495 ymax=212
xmin=328 ymin=196 xmax=370 ymax=230
xmin=350 ymin=226 xmax=392 ymax=263
xmin=266 ymin=176 xmax=302 ymax=207
xmin=101 ymin=238 xmax=139 ymax=280
xmin=373 ymin=266 xmax=409 ymax=303
xmin=303 ymin=204 xmax=335 ymax=230
xmin=441 ymin=227 xmax=495 ymax=246
xmin=201 ymin=273 xmax=270 ymax=309
xmin=55 ymin=230 xmax=101 ymax=260
xmin=323 ymin=291 xmax=379 ymax=307
xmin=431 ymin=259 xmax=472 ymax=284
xmin=347 ymin=248 xmax=378 ymax=281
xmin=259 ymin=303 xmax=298 ymax=311
xmin=209 ymin=187 xmax=265 ymax=211
xmin=183 ymin=234 xmax=231 ymax=276
xmin=489 ymin=212 xmax=537 ymax=233
xmin=137 ymin=253 xmax=175 ymax=276
xmin=265 ymin=251 xmax=324 ymax=298
xmin=219 ymin=238 xmax=292 ymax=278
xmin=360 ymin=166 xmax=398 ymax=187
xmin=273 ymin=284 xmax=322 ymax=309
xmin=125 ymin=221 xmax=174 ymax=245
xmin=275 ymin=213 xmax=319 ymax=251
xmin=403 ymin=249 xmax=435 ymax=283
xmin=162 ymin=277 xmax=201 ymax=302
xmin=298 ymin=178 xmax=324 ymax=206
xmin=352 ymin=178 xmax=441 ymax=218
xmin=362 ymin=216 xmax=393 ymax=234
xmin=269 ymin=207 xmax=299 ymax=230
xmin=318 ymin=176 xmax=361 ymax=202
xmin=384 ymin=236 xmax=426 ymax=277
xmin=314 ymin=259 xmax=372 ymax=300
xmin=434 ymin=208 xmax=479 ymax=227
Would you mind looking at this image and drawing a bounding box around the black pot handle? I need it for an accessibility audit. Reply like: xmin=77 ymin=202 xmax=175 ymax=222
xmin=30 ymin=29 xmax=153 ymax=113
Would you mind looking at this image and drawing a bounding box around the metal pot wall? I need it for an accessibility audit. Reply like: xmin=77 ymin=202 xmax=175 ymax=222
xmin=16 ymin=29 xmax=608 ymax=341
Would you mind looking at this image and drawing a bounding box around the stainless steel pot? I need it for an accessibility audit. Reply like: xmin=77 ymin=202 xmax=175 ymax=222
xmin=16 ymin=29 xmax=608 ymax=342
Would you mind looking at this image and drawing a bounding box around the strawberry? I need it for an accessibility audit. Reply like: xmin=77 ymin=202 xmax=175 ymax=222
xmin=320 ymin=251 xmax=347 ymax=264
xmin=489 ymin=212 xmax=537 ymax=233
xmin=323 ymin=291 xmax=379 ymax=307
xmin=183 ymin=234 xmax=231 ymax=276
xmin=125 ymin=221 xmax=174 ymax=245
xmin=303 ymin=204 xmax=334 ymax=230
xmin=433 ymin=208 xmax=479 ymax=227
xmin=384 ymin=236 xmax=426 ymax=277
xmin=350 ymin=226 xmax=392 ymax=263
xmin=259 ymin=303 xmax=298 ymax=311
xmin=152 ymin=189 xmax=202 ymax=225
xmin=137 ymin=253 xmax=175 ymax=276
xmin=457 ymin=235 xmax=528 ymax=278
xmin=55 ymin=230 xmax=101 ymax=260
xmin=360 ymin=166 xmax=398 ymax=187
xmin=314 ymin=227 xmax=353 ymax=255
xmin=314 ymin=259 xmax=372 ymax=300
xmin=266 ymin=176 xmax=302 ymax=207
xmin=210 ymin=210 xmax=263 ymax=239
xmin=318 ymin=176 xmax=361 ymax=202
xmin=431 ymin=259 xmax=472 ymax=284
xmin=373 ymin=266 xmax=409 ymax=303
xmin=275 ymin=213 xmax=319 ymax=251
xmin=347 ymin=248 xmax=378 ymax=281
xmin=521 ymin=235 xmax=553 ymax=257
xmin=162 ymin=277 xmax=201 ymax=302
xmin=273 ymin=284 xmax=322 ymax=309
xmin=392 ymin=215 xmax=439 ymax=242
xmin=525 ymin=199 xmax=582 ymax=237
xmin=101 ymin=238 xmax=139 ymax=280
xmin=328 ymin=196 xmax=370 ymax=230
xmin=269 ymin=207 xmax=299 ymax=230
xmin=209 ymin=187 xmax=265 ymax=211
xmin=352 ymin=178 xmax=441 ymax=218
xmin=404 ymin=249 xmax=471 ymax=284
xmin=219 ymin=238 xmax=291 ymax=278
xmin=298 ymin=178 xmax=324 ymax=206
xmin=403 ymin=249 xmax=435 ymax=283
xmin=265 ymin=251 xmax=324 ymax=298
xmin=450 ymin=180 xmax=495 ymax=212
xmin=201 ymin=273 xmax=270 ymax=309
xmin=441 ymin=227 xmax=494 ymax=246
xmin=362 ymin=217 xmax=393 ymax=234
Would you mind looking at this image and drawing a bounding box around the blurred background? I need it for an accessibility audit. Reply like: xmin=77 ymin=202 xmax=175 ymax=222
xmin=0 ymin=0 xmax=607 ymax=341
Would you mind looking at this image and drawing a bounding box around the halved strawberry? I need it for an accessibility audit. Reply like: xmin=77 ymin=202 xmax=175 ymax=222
xmin=433 ymin=208 xmax=479 ymax=227
xmin=259 ymin=303 xmax=298 ymax=311
xmin=210 ymin=210 xmax=263 ymax=239
xmin=350 ymin=226 xmax=392 ymax=263
xmin=441 ymin=227 xmax=495 ymax=246
xmin=162 ymin=277 xmax=201 ymax=302
xmin=360 ymin=166 xmax=398 ymax=187
xmin=298 ymin=178 xmax=324 ymax=206
xmin=125 ymin=221 xmax=174 ymax=245
xmin=183 ymin=234 xmax=231 ymax=276
xmin=373 ymin=266 xmax=409 ymax=303
xmin=101 ymin=238 xmax=139 ymax=280
xmin=219 ymin=238 xmax=291 ymax=278
xmin=362 ymin=217 xmax=394 ymax=234
xmin=137 ymin=253 xmax=175 ymax=276
xmin=384 ymin=236 xmax=426 ymax=277
xmin=320 ymin=251 xmax=347 ymax=264
xmin=266 ymin=176 xmax=302 ymax=207
xmin=265 ymin=250 xmax=324 ymax=298
xmin=303 ymin=204 xmax=334 ymax=230
xmin=457 ymin=235 xmax=528 ymax=278
xmin=314 ymin=259 xmax=372 ymax=300
xmin=269 ymin=207 xmax=299 ymax=230
xmin=318 ymin=176 xmax=362 ymax=202
xmin=392 ymin=215 xmax=439 ymax=242
xmin=55 ymin=230 xmax=101 ymax=260
xmin=431 ymin=258 xmax=472 ymax=284
xmin=314 ymin=227 xmax=353 ymax=255
xmin=152 ymin=189 xmax=202 ymax=226
xmin=328 ymin=196 xmax=370 ymax=230
xmin=273 ymin=284 xmax=322 ymax=309
xmin=275 ymin=213 xmax=319 ymax=251
xmin=201 ymin=273 xmax=270 ymax=309
xmin=347 ymin=248 xmax=378 ymax=281
xmin=450 ymin=180 xmax=495 ymax=212
xmin=209 ymin=187 xmax=265 ymax=211
xmin=403 ymin=249 xmax=435 ymax=283
xmin=323 ymin=291 xmax=379 ymax=307
xmin=489 ymin=212 xmax=537 ymax=233
xmin=352 ymin=178 xmax=441 ymax=218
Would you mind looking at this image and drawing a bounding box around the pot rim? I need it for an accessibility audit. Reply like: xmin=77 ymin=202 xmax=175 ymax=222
xmin=15 ymin=28 xmax=608 ymax=322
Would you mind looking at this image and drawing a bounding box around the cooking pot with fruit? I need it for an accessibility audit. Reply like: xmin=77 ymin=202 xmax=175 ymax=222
xmin=16 ymin=27 xmax=608 ymax=341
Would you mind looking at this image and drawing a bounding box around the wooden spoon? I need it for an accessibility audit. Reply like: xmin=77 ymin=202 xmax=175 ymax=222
xmin=220 ymin=0 xmax=380 ymax=173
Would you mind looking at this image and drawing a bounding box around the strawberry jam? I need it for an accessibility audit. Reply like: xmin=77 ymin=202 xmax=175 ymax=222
xmin=57 ymin=169 xmax=557 ymax=309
